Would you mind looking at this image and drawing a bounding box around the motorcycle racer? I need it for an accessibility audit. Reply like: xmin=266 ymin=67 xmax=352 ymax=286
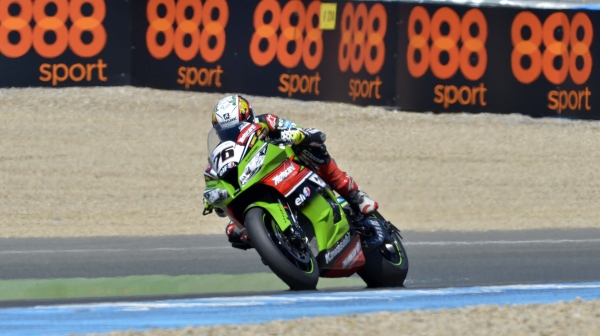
xmin=203 ymin=95 xmax=379 ymax=248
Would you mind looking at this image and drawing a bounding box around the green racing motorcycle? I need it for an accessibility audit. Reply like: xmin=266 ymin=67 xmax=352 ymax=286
xmin=204 ymin=122 xmax=408 ymax=290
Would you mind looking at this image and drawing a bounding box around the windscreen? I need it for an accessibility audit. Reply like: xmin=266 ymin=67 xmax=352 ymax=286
xmin=207 ymin=122 xmax=254 ymax=173
xmin=207 ymin=122 xmax=250 ymax=155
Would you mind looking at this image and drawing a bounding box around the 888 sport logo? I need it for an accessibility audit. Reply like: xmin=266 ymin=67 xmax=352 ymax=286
xmin=249 ymin=0 xmax=323 ymax=98
xmin=407 ymin=6 xmax=489 ymax=110
xmin=511 ymin=11 xmax=593 ymax=114
xmin=339 ymin=2 xmax=387 ymax=102
xmin=0 ymin=0 xmax=106 ymax=58
xmin=146 ymin=0 xmax=229 ymax=90
xmin=0 ymin=0 xmax=109 ymax=86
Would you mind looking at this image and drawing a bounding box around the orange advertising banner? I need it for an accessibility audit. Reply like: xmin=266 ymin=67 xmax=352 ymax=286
xmin=396 ymin=3 xmax=599 ymax=119
xmin=0 ymin=0 xmax=131 ymax=87
xmin=2 ymin=0 xmax=600 ymax=119
xmin=132 ymin=0 xmax=399 ymax=106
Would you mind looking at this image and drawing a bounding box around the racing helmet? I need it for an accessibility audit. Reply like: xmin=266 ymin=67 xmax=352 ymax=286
xmin=212 ymin=95 xmax=254 ymax=129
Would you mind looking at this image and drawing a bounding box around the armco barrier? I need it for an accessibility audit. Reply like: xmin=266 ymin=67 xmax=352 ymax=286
xmin=0 ymin=0 xmax=598 ymax=118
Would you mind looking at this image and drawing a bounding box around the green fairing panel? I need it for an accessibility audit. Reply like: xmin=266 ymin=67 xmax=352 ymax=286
xmin=237 ymin=142 xmax=292 ymax=193
xmin=244 ymin=201 xmax=291 ymax=232
xmin=255 ymin=145 xmax=292 ymax=178
xmin=299 ymin=190 xmax=349 ymax=252
xmin=205 ymin=179 xmax=235 ymax=208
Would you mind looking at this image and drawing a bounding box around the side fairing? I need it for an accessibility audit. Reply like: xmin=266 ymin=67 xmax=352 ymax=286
xmin=298 ymin=186 xmax=350 ymax=252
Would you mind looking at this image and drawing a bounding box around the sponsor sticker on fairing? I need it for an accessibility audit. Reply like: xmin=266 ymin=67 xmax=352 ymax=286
xmin=218 ymin=163 xmax=235 ymax=176
xmin=237 ymin=124 xmax=260 ymax=145
xmin=341 ymin=241 xmax=362 ymax=268
xmin=325 ymin=232 xmax=351 ymax=264
xmin=239 ymin=144 xmax=268 ymax=186
xmin=272 ymin=166 xmax=296 ymax=185
xmin=294 ymin=186 xmax=312 ymax=206
xmin=308 ymin=173 xmax=326 ymax=187
xmin=295 ymin=193 xmax=306 ymax=206
xmin=303 ymin=186 xmax=310 ymax=197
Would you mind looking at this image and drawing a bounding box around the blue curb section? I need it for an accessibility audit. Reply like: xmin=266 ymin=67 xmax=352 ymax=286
xmin=2 ymin=282 xmax=600 ymax=336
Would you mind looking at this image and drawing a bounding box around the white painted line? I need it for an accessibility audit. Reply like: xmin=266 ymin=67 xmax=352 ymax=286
xmin=0 ymin=247 xmax=230 ymax=254
xmin=404 ymin=239 xmax=600 ymax=246
xmin=1 ymin=238 xmax=598 ymax=254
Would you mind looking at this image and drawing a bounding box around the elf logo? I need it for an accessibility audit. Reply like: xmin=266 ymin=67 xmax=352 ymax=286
xmin=294 ymin=186 xmax=311 ymax=206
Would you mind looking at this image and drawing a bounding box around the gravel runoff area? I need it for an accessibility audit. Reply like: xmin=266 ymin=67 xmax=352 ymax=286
xmin=2 ymin=87 xmax=600 ymax=238
xmin=93 ymin=298 xmax=600 ymax=336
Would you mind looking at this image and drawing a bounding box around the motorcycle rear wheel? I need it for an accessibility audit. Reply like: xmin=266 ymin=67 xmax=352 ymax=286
xmin=245 ymin=207 xmax=319 ymax=290
xmin=357 ymin=229 xmax=409 ymax=288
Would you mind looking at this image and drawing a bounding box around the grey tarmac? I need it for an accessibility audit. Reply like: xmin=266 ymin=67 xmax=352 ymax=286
xmin=1 ymin=228 xmax=599 ymax=291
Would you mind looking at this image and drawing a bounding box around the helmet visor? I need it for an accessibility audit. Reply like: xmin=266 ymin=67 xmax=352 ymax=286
xmin=207 ymin=122 xmax=251 ymax=155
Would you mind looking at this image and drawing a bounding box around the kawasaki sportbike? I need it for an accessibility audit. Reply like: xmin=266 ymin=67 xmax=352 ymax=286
xmin=204 ymin=122 xmax=408 ymax=290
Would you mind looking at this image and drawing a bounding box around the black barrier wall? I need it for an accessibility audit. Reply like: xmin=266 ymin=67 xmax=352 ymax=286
xmin=396 ymin=3 xmax=600 ymax=119
xmin=131 ymin=0 xmax=398 ymax=106
xmin=0 ymin=0 xmax=131 ymax=87
xmin=1 ymin=0 xmax=599 ymax=119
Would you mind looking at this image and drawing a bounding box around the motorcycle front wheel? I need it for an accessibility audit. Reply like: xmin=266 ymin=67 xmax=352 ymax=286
xmin=245 ymin=207 xmax=319 ymax=290
xmin=357 ymin=227 xmax=409 ymax=288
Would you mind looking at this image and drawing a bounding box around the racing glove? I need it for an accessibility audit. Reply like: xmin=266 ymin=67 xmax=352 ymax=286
xmin=301 ymin=128 xmax=326 ymax=146
xmin=271 ymin=128 xmax=306 ymax=145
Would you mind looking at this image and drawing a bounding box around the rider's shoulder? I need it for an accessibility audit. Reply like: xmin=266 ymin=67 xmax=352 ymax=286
xmin=255 ymin=114 xmax=297 ymax=131
xmin=254 ymin=114 xmax=280 ymax=131
xmin=254 ymin=113 xmax=279 ymax=122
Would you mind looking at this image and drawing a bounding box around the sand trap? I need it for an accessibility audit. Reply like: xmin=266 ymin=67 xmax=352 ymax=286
xmin=1 ymin=87 xmax=599 ymax=238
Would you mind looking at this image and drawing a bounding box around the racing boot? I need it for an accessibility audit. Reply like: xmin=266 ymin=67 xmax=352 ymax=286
xmin=314 ymin=159 xmax=379 ymax=215
xmin=347 ymin=189 xmax=379 ymax=216
xmin=225 ymin=222 xmax=252 ymax=250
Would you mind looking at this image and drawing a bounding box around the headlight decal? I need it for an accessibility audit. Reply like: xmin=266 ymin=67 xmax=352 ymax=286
xmin=239 ymin=144 xmax=268 ymax=186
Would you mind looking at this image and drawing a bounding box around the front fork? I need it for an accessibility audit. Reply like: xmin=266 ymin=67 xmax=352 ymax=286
xmin=244 ymin=199 xmax=310 ymax=251
xmin=279 ymin=199 xmax=311 ymax=251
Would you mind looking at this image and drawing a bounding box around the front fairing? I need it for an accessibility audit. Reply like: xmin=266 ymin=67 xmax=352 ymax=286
xmin=206 ymin=132 xmax=351 ymax=254
xmin=206 ymin=139 xmax=294 ymax=208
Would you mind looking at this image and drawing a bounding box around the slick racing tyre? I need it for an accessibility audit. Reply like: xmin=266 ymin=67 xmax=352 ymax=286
xmin=357 ymin=227 xmax=409 ymax=288
xmin=245 ymin=207 xmax=319 ymax=290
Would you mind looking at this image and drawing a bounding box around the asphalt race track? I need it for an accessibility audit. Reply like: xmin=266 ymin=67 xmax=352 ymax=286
xmin=1 ymin=228 xmax=600 ymax=304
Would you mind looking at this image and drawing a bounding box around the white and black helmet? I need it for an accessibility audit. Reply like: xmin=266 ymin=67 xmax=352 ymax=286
xmin=211 ymin=95 xmax=254 ymax=129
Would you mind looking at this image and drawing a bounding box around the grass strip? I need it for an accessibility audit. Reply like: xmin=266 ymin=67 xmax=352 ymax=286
xmin=0 ymin=273 xmax=366 ymax=301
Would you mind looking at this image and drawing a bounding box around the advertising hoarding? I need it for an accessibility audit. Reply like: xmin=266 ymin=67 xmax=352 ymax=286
xmin=0 ymin=0 xmax=132 ymax=87
xmin=396 ymin=3 xmax=599 ymax=119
